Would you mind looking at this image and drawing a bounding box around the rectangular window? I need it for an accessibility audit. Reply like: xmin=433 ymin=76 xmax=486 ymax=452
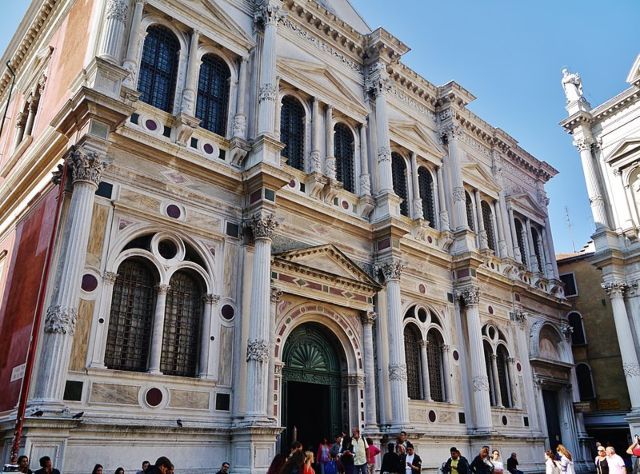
xmin=560 ymin=272 xmax=578 ymax=297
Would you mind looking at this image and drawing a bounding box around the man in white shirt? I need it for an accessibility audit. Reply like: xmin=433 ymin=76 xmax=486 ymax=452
xmin=606 ymin=446 xmax=627 ymax=474
xmin=403 ymin=443 xmax=422 ymax=473
xmin=352 ymin=427 xmax=369 ymax=474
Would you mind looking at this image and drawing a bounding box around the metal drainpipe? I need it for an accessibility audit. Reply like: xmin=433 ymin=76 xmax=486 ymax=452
xmin=0 ymin=61 xmax=16 ymax=142
xmin=9 ymin=160 xmax=68 ymax=464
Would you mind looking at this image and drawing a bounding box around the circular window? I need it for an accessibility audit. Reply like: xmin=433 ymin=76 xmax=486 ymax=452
xmin=158 ymin=240 xmax=178 ymax=260
xmin=417 ymin=308 xmax=428 ymax=323
xmin=502 ymin=415 xmax=508 ymax=426
xmin=428 ymin=410 xmax=437 ymax=422
xmin=221 ymin=304 xmax=235 ymax=320
xmin=81 ymin=274 xmax=98 ymax=292
xmin=145 ymin=388 xmax=163 ymax=407
xmin=453 ymin=350 xmax=460 ymax=361
xmin=166 ymin=204 xmax=181 ymax=219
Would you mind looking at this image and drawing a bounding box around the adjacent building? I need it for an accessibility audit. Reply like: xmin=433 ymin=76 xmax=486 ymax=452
xmin=0 ymin=1 xmax=589 ymax=472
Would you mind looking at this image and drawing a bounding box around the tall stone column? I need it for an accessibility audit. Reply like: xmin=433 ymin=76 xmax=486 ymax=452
xmin=442 ymin=345 xmax=452 ymax=402
xmin=267 ymin=288 xmax=282 ymax=419
xmin=508 ymin=204 xmax=522 ymax=263
xmin=475 ymin=190 xmax=487 ymax=249
xmin=359 ymin=123 xmax=371 ymax=196
xmin=410 ymin=152 xmax=423 ymax=219
xmin=379 ymin=259 xmax=409 ymax=429
xmin=90 ymin=271 xmax=118 ymax=368
xmin=544 ymin=216 xmax=560 ymax=279
xmin=148 ymin=284 xmax=169 ymax=374
xmin=325 ymin=105 xmax=336 ymax=180
xmin=526 ymin=218 xmax=540 ymax=273
xmin=121 ymin=0 xmax=145 ymax=88
xmin=24 ymin=96 xmax=38 ymax=138
xmin=493 ymin=201 xmax=506 ymax=257
xmin=233 ymin=57 xmax=249 ymax=139
xmin=574 ymin=136 xmax=610 ymax=230
xmin=245 ymin=213 xmax=278 ymax=423
xmin=437 ymin=167 xmax=450 ymax=231
xmin=361 ymin=311 xmax=378 ymax=430
xmin=99 ymin=0 xmax=129 ymax=63
xmin=368 ymin=62 xmax=393 ymax=194
xmin=507 ymin=357 xmax=520 ymax=408
xmin=199 ymin=294 xmax=220 ymax=379
xmin=255 ymin=1 xmax=283 ymax=136
xmin=180 ymin=30 xmax=201 ymax=116
xmin=419 ymin=340 xmax=432 ymax=401
xmin=442 ymin=124 xmax=466 ymax=231
xmin=602 ymin=282 xmax=640 ymax=409
xmin=490 ymin=354 xmax=503 ymax=407
xmin=310 ymin=98 xmax=321 ymax=173
xmin=457 ymin=286 xmax=492 ymax=432
xmin=33 ymin=146 xmax=107 ymax=403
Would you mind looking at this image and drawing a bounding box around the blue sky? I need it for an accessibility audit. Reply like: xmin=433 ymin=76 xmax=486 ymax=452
xmin=2 ymin=0 xmax=638 ymax=253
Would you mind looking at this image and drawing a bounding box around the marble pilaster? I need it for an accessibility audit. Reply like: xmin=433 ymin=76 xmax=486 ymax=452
xmin=99 ymin=0 xmax=129 ymax=63
xmin=121 ymin=0 xmax=145 ymax=88
xmin=361 ymin=311 xmax=378 ymax=430
xmin=148 ymin=284 xmax=169 ymax=374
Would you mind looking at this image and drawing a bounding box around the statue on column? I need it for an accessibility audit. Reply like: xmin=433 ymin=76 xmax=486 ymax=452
xmin=561 ymin=68 xmax=584 ymax=103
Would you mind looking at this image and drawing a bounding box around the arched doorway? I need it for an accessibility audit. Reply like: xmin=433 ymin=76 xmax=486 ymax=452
xmin=282 ymin=322 xmax=345 ymax=452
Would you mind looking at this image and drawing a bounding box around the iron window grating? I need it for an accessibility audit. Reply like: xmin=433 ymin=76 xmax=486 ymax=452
xmin=196 ymin=54 xmax=231 ymax=136
xmin=138 ymin=25 xmax=180 ymax=113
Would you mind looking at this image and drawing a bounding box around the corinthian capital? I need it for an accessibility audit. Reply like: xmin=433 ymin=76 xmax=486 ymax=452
xmin=105 ymin=0 xmax=129 ymax=22
xmin=572 ymin=137 xmax=593 ymax=152
xmin=44 ymin=305 xmax=78 ymax=335
xmin=270 ymin=287 xmax=283 ymax=303
xmin=360 ymin=311 xmax=377 ymax=325
xmin=248 ymin=213 xmax=279 ymax=240
xmin=602 ymin=281 xmax=628 ymax=298
xmin=254 ymin=0 xmax=286 ymax=29
xmin=440 ymin=123 xmax=463 ymax=144
xmin=456 ymin=286 xmax=480 ymax=306
xmin=66 ymin=145 xmax=107 ymax=187
xmin=377 ymin=259 xmax=405 ymax=282
xmin=367 ymin=62 xmax=391 ymax=98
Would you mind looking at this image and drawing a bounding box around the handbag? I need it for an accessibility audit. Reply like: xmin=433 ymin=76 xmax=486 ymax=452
xmin=324 ymin=460 xmax=338 ymax=474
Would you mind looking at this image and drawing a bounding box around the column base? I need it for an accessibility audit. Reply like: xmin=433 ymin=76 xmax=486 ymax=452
xmin=230 ymin=425 xmax=283 ymax=474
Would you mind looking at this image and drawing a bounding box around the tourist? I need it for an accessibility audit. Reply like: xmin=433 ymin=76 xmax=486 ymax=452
xmin=442 ymin=447 xmax=470 ymax=474
xmin=556 ymin=445 xmax=574 ymax=474
xmin=215 ymin=462 xmax=230 ymax=474
xmin=491 ymin=450 xmax=504 ymax=474
xmin=506 ymin=453 xmax=521 ymax=474
xmin=136 ymin=461 xmax=150 ymax=474
xmin=341 ymin=435 xmax=355 ymax=474
xmin=317 ymin=438 xmax=332 ymax=474
xmin=396 ymin=432 xmax=408 ymax=451
xmin=470 ymin=447 xmax=493 ymax=474
xmin=545 ymin=450 xmax=557 ymax=474
xmin=115 ymin=468 xmax=125 ymax=474
xmin=626 ymin=435 xmax=640 ymax=474
xmin=595 ymin=446 xmax=609 ymax=474
xmin=17 ymin=455 xmax=32 ymax=474
xmin=91 ymin=465 xmax=103 ymax=474
xmin=366 ymin=437 xmax=380 ymax=474
xmin=279 ymin=450 xmax=305 ymax=474
xmin=303 ymin=451 xmax=315 ymax=474
xmin=331 ymin=434 xmax=344 ymax=460
xmin=145 ymin=457 xmax=174 ymax=474
xmin=401 ymin=442 xmax=422 ymax=473
xmin=380 ymin=442 xmax=401 ymax=474
xmin=34 ymin=457 xmax=60 ymax=474
xmin=267 ymin=454 xmax=287 ymax=474
xmin=351 ymin=428 xmax=368 ymax=474
xmin=606 ymin=447 xmax=626 ymax=474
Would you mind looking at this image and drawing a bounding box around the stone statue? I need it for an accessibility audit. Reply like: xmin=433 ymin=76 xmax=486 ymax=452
xmin=561 ymin=68 xmax=583 ymax=103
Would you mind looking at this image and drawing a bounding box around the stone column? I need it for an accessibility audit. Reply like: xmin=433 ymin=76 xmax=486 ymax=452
xmin=233 ymin=57 xmax=249 ymax=139
xmin=255 ymin=1 xmax=283 ymax=136
xmin=14 ymin=111 xmax=26 ymax=148
xmin=442 ymin=124 xmax=466 ymax=231
xmin=442 ymin=345 xmax=452 ymax=402
xmin=526 ymin=218 xmax=540 ymax=273
xmin=267 ymin=288 xmax=282 ymax=418
xmin=475 ymin=190 xmax=487 ymax=249
xmin=368 ymin=62 xmax=393 ymax=194
xmin=325 ymin=105 xmax=336 ymax=180
xmin=437 ymin=166 xmax=450 ymax=231
xmin=148 ymin=283 xmax=169 ymax=374
xmin=361 ymin=311 xmax=378 ymax=430
xmin=121 ymin=0 xmax=145 ymax=88
xmin=602 ymin=282 xmax=640 ymax=409
xmin=359 ymin=123 xmax=371 ymax=196
xmin=410 ymin=152 xmax=423 ymax=219
xmin=574 ymin=137 xmax=610 ymax=230
xmin=507 ymin=357 xmax=520 ymax=408
xmin=543 ymin=217 xmax=560 ymax=278
xmin=245 ymin=213 xmax=278 ymax=423
xmin=33 ymin=146 xmax=107 ymax=403
xmin=490 ymin=354 xmax=503 ymax=407
xmin=508 ymin=204 xmax=522 ymax=263
xmin=90 ymin=271 xmax=118 ymax=368
xmin=310 ymin=98 xmax=321 ymax=173
xmin=199 ymin=294 xmax=219 ymax=379
xmin=180 ymin=29 xmax=200 ymax=116
xmin=493 ymin=201 xmax=506 ymax=257
xmin=99 ymin=0 xmax=129 ymax=63
xmin=24 ymin=97 xmax=38 ymax=137
xmin=458 ymin=286 xmax=492 ymax=432
xmin=538 ymin=228 xmax=551 ymax=278
xmin=419 ymin=340 xmax=431 ymax=401
xmin=379 ymin=259 xmax=409 ymax=428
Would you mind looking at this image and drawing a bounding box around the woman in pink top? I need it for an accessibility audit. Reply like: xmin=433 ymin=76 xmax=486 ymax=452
xmin=366 ymin=438 xmax=381 ymax=474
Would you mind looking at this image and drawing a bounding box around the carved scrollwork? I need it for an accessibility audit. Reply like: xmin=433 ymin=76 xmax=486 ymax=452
xmin=388 ymin=363 xmax=407 ymax=381
xmin=103 ymin=272 xmax=118 ymax=284
xmin=452 ymin=186 xmax=465 ymax=203
xmin=248 ymin=213 xmax=278 ymax=240
xmin=254 ymin=0 xmax=286 ymax=28
xmin=246 ymin=339 xmax=270 ymax=362
xmin=67 ymin=146 xmax=107 ymax=187
xmin=204 ymin=294 xmax=220 ymax=305
xmin=472 ymin=375 xmax=490 ymax=392
xmin=44 ymin=305 xmax=78 ymax=335
xmin=156 ymin=284 xmax=170 ymax=295
xmin=367 ymin=62 xmax=391 ymax=98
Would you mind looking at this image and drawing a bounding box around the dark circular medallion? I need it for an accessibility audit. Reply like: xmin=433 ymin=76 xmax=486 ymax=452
xmin=166 ymin=205 xmax=181 ymax=219
xmin=203 ymin=143 xmax=214 ymax=154
xmin=453 ymin=350 xmax=459 ymax=361
xmin=221 ymin=304 xmax=235 ymax=320
xmin=145 ymin=119 xmax=158 ymax=131
xmin=502 ymin=415 xmax=508 ymax=425
xmin=146 ymin=388 xmax=163 ymax=407
xmin=81 ymin=274 xmax=98 ymax=292
xmin=158 ymin=240 xmax=178 ymax=260
xmin=428 ymin=410 xmax=437 ymax=422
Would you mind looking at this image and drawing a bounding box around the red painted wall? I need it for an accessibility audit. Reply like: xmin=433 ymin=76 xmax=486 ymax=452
xmin=0 ymin=187 xmax=57 ymax=412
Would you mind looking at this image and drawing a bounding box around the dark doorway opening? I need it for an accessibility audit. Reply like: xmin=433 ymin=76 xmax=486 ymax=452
xmin=286 ymin=381 xmax=331 ymax=452
xmin=543 ymin=389 xmax=562 ymax=450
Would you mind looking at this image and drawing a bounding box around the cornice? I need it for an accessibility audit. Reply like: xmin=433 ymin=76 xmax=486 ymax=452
xmin=591 ymin=85 xmax=640 ymax=123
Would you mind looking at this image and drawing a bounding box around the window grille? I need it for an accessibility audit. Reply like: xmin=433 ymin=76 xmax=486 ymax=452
xmin=481 ymin=201 xmax=496 ymax=251
xmin=466 ymin=192 xmax=475 ymax=231
xmin=161 ymin=270 xmax=203 ymax=377
xmin=568 ymin=312 xmax=586 ymax=345
xmin=497 ymin=346 xmax=511 ymax=408
xmin=280 ymin=96 xmax=305 ymax=171
xmin=531 ymin=227 xmax=543 ymax=271
xmin=514 ymin=219 xmax=528 ymax=266
xmin=576 ymin=363 xmax=595 ymax=400
xmin=334 ymin=123 xmax=354 ymax=193
xmin=427 ymin=330 xmax=444 ymax=402
xmin=138 ymin=25 xmax=180 ymax=113
xmin=105 ymin=259 xmax=156 ymax=372
xmin=392 ymin=153 xmax=409 ymax=216
xmin=403 ymin=325 xmax=422 ymax=400
xmin=418 ymin=167 xmax=435 ymax=226
xmin=484 ymin=341 xmax=496 ymax=406
xmin=196 ymin=54 xmax=231 ymax=136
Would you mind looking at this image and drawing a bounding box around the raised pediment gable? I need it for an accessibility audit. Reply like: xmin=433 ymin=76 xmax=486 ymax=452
xmin=462 ymin=162 xmax=500 ymax=194
xmin=274 ymin=244 xmax=378 ymax=288
xmin=389 ymin=120 xmax=445 ymax=160
xmin=508 ymin=192 xmax=547 ymax=219
xmin=277 ymin=58 xmax=367 ymax=119
xmin=606 ymin=138 xmax=640 ymax=166
xmin=315 ymin=0 xmax=371 ymax=34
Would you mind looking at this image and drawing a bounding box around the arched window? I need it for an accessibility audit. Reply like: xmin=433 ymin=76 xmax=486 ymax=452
xmin=280 ymin=96 xmax=305 ymax=171
xmin=483 ymin=341 xmax=496 ymax=405
xmin=404 ymin=324 xmax=422 ymax=400
xmin=418 ymin=167 xmax=436 ymax=226
xmin=568 ymin=312 xmax=586 ymax=345
xmin=531 ymin=227 xmax=543 ymax=272
xmin=196 ymin=54 xmax=231 ymax=136
xmin=138 ymin=25 xmax=180 ymax=113
xmin=392 ymin=153 xmax=409 ymax=216
xmin=161 ymin=270 xmax=204 ymax=377
xmin=497 ymin=345 xmax=512 ymax=408
xmin=466 ymin=192 xmax=475 ymax=231
xmin=481 ymin=201 xmax=496 ymax=251
xmin=427 ymin=329 xmax=444 ymax=402
xmin=334 ymin=123 xmax=354 ymax=193
xmin=514 ymin=218 xmax=528 ymax=266
xmin=576 ymin=363 xmax=595 ymax=400
xmin=105 ymin=258 xmax=157 ymax=372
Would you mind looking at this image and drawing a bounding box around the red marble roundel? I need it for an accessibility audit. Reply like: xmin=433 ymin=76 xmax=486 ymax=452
xmin=166 ymin=205 xmax=181 ymax=219
xmin=81 ymin=274 xmax=98 ymax=292
xmin=146 ymin=388 xmax=163 ymax=407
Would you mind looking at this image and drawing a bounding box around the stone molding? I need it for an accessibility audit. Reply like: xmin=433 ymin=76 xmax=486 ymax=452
xmin=44 ymin=305 xmax=78 ymax=335
xmin=388 ymin=363 xmax=407 ymax=381
xmin=246 ymin=339 xmax=270 ymax=362
xmin=67 ymin=146 xmax=107 ymax=187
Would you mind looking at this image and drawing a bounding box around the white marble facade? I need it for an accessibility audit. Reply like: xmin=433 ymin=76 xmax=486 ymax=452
xmin=561 ymin=57 xmax=640 ymax=435
xmin=0 ymin=1 xmax=589 ymax=473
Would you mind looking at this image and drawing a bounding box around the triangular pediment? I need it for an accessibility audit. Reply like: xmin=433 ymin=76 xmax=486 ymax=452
xmin=277 ymin=58 xmax=367 ymax=118
xmin=274 ymin=244 xmax=378 ymax=287
xmin=606 ymin=138 xmax=640 ymax=165
xmin=314 ymin=0 xmax=371 ymax=34
xmin=389 ymin=120 xmax=446 ymax=160
xmin=462 ymin=162 xmax=500 ymax=193
xmin=508 ymin=192 xmax=547 ymax=219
